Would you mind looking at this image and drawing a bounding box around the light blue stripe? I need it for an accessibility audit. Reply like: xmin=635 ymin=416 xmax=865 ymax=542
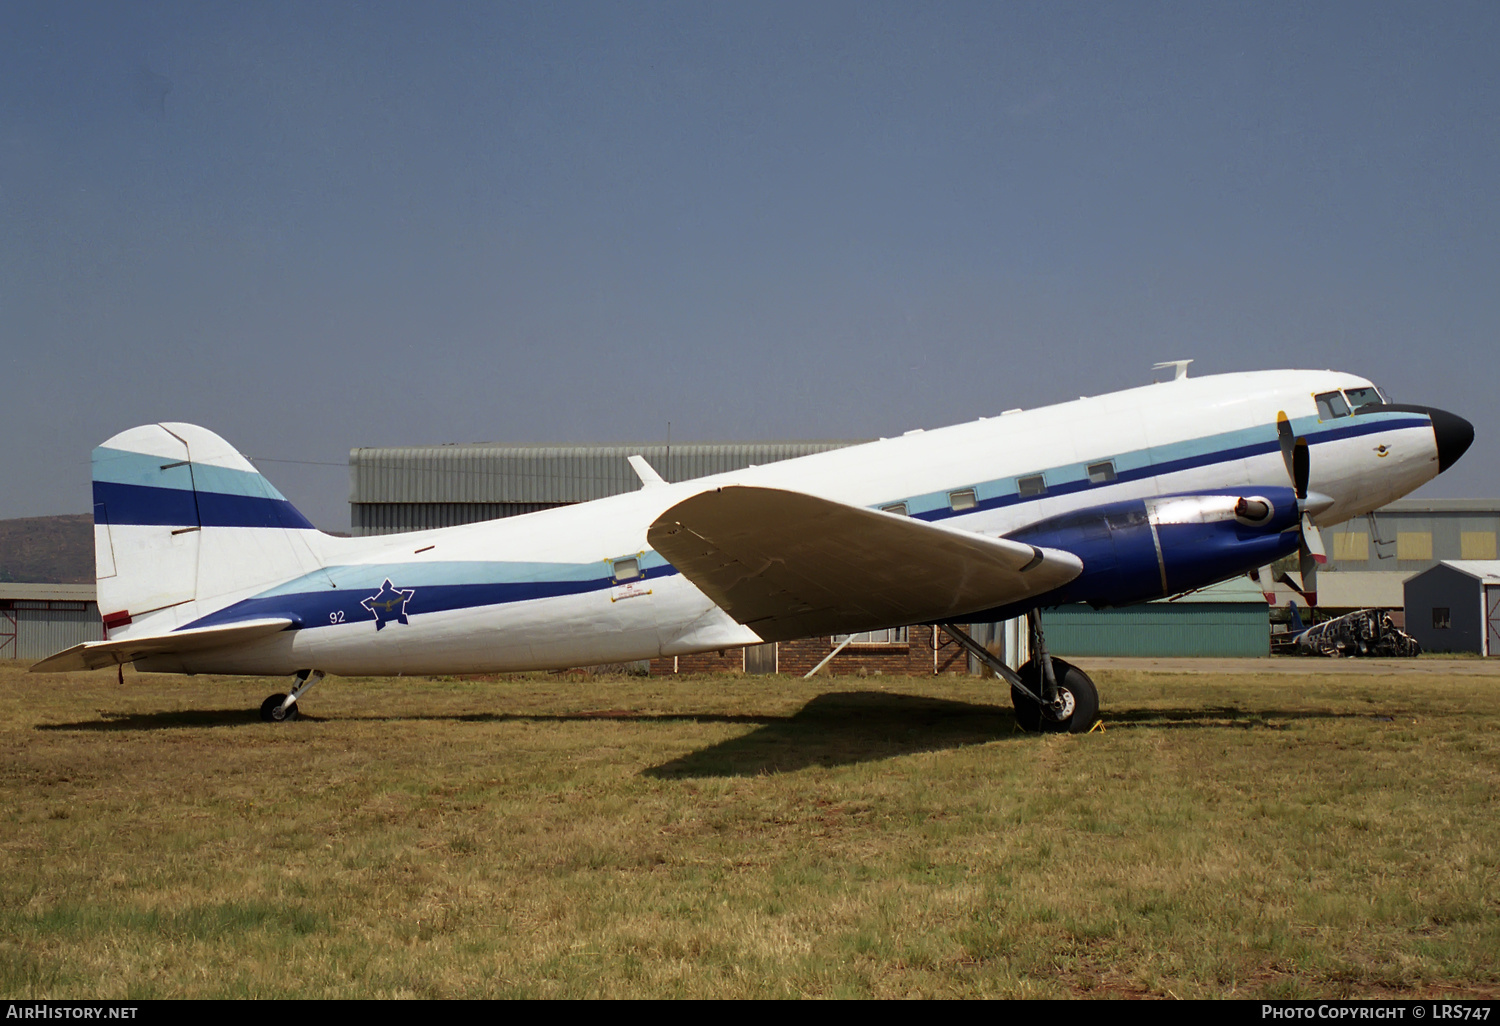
xmin=92 ymin=447 xmax=287 ymax=500
xmin=254 ymin=552 xmax=674 ymax=598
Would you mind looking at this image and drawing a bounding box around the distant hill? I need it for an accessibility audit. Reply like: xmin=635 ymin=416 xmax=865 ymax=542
xmin=0 ymin=514 xmax=94 ymax=584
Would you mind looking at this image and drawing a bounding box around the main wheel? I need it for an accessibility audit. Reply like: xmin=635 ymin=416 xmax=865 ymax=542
xmin=259 ymin=694 xmax=299 ymax=722
xmin=1010 ymin=657 xmax=1099 ymax=734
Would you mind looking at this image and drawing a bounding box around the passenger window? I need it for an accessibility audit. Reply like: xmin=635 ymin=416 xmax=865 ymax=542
xmin=1315 ymin=391 xmax=1351 ymax=420
xmin=613 ymin=557 xmax=640 ymax=581
xmin=880 ymin=502 xmax=909 ymax=516
xmin=1018 ymin=475 xmax=1046 ymax=498
xmin=1086 ymin=461 xmax=1117 ymax=484
xmin=948 ymin=489 xmax=977 ymax=512
xmin=1344 ymin=387 xmax=1383 ymax=410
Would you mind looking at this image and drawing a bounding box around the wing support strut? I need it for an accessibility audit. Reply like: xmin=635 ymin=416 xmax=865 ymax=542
xmin=939 ymin=611 xmax=1063 ymax=709
xmin=936 ymin=622 xmax=1044 ymax=705
xmin=802 ymin=633 xmax=858 ymax=679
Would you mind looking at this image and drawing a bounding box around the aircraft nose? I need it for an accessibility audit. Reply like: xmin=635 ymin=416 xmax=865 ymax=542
xmin=1429 ymin=407 xmax=1475 ymax=473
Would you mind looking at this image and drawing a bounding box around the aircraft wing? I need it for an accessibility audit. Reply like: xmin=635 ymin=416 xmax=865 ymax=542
xmin=647 ymin=486 xmax=1083 ymax=642
xmin=30 ymin=618 xmax=295 ymax=673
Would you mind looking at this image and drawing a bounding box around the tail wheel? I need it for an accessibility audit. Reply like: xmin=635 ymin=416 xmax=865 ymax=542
xmin=260 ymin=694 xmax=299 ymax=722
xmin=1010 ymin=657 xmax=1099 ymax=734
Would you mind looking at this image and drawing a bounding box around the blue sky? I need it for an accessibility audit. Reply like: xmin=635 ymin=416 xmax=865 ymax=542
xmin=2 ymin=1 xmax=1495 ymax=529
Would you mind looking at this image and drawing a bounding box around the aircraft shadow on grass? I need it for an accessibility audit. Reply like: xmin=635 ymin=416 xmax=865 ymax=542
xmin=641 ymin=691 xmax=1025 ymax=777
xmin=36 ymin=692 xmax=1395 ymax=777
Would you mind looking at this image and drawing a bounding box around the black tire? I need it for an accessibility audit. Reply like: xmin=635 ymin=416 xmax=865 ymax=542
xmin=260 ymin=694 xmax=299 ymax=722
xmin=1010 ymin=657 xmax=1099 ymax=734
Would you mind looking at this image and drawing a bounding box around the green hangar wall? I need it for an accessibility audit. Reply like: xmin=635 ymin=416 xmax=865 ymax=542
xmin=1044 ymin=578 xmax=1270 ymax=658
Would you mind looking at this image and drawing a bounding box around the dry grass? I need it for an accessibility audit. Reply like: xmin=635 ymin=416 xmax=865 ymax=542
xmin=1 ymin=659 xmax=1497 ymax=998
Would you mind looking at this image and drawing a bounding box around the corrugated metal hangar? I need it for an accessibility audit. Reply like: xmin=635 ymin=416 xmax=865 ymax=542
xmin=1300 ymin=499 xmax=1500 ymax=609
xmin=0 ymin=584 xmax=103 ymax=661
xmin=348 ymin=441 xmax=858 ymax=536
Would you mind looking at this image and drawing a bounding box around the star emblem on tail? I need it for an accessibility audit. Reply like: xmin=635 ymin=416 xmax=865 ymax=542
xmin=360 ymin=579 xmax=416 ymax=631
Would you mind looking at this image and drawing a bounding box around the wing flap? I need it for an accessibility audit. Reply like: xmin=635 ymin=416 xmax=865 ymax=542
xmin=30 ymin=617 xmax=295 ymax=673
xmin=648 ymin=486 xmax=1081 ymax=642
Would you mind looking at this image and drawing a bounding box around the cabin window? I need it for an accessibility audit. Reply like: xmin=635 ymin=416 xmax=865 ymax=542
xmin=1315 ymin=391 xmax=1351 ymax=420
xmin=1018 ymin=475 xmax=1047 ymax=498
xmin=833 ymin=627 xmax=909 ymax=646
xmin=1086 ymin=461 xmax=1117 ymax=484
xmin=881 ymin=502 xmax=909 ymax=516
xmin=1343 ymin=386 xmax=1384 ymax=410
xmin=613 ymin=557 xmax=640 ymax=581
xmin=1433 ymin=607 xmax=1451 ymax=630
xmin=948 ymin=489 xmax=977 ymax=512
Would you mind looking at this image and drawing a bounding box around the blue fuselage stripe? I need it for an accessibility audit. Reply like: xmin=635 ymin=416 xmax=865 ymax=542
xmin=909 ymin=414 xmax=1427 ymax=522
xmin=94 ymin=481 xmax=316 ymax=530
xmin=179 ymin=564 xmax=680 ymax=631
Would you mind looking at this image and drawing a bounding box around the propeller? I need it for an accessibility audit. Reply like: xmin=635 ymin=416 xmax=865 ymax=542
xmin=1252 ymin=564 xmax=1277 ymax=604
xmin=1276 ymin=411 xmax=1328 ymax=605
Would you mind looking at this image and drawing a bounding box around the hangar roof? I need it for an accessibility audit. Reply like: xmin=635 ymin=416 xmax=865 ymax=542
xmin=349 ymin=441 xmax=864 ymax=505
xmin=0 ymin=583 xmax=96 ymax=602
xmin=1427 ymin=560 xmax=1500 ymax=584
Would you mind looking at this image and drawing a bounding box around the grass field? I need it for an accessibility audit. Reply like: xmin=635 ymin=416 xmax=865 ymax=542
xmin=1 ymin=659 xmax=1497 ymax=999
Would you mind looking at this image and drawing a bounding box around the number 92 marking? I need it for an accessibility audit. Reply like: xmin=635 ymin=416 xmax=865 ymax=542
xmin=329 ymin=610 xmax=345 ymax=624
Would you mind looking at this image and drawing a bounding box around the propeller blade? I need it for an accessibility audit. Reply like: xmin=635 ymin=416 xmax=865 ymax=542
xmin=1299 ymin=547 xmax=1319 ymax=607
xmin=1292 ymin=438 xmax=1310 ymax=500
xmin=1300 ymin=514 xmax=1327 ymax=564
xmin=1276 ymin=567 xmax=1312 ymax=604
xmin=1252 ymin=565 xmax=1277 ymax=604
xmin=1277 ymin=412 xmax=1296 ymax=480
xmin=1277 ymin=411 xmax=1310 ymax=500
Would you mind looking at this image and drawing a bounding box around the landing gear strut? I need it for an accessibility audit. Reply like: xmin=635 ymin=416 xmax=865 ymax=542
xmin=260 ymin=669 xmax=324 ymax=722
xmin=938 ymin=611 xmax=1099 ymax=734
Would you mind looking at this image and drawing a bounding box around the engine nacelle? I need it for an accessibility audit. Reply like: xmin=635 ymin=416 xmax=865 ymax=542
xmin=1004 ymin=488 xmax=1303 ymax=608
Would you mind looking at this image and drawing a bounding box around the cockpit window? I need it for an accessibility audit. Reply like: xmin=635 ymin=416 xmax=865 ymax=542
xmin=1344 ymin=386 xmax=1384 ymax=410
xmin=1315 ymin=391 xmax=1351 ymax=419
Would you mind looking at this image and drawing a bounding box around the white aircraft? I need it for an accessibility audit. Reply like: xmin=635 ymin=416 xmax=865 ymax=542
xmin=33 ymin=367 xmax=1472 ymax=733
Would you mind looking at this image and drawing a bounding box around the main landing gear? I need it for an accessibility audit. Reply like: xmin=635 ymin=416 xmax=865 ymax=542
xmin=939 ymin=611 xmax=1099 ymax=734
xmin=260 ymin=669 xmax=324 ymax=722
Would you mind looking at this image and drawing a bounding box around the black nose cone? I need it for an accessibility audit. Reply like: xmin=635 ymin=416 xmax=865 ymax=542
xmin=1430 ymin=408 xmax=1475 ymax=472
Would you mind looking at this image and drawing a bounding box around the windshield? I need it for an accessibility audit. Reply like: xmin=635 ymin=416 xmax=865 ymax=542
xmin=1315 ymin=391 xmax=1351 ymax=419
xmin=1344 ymin=386 xmax=1385 ymax=409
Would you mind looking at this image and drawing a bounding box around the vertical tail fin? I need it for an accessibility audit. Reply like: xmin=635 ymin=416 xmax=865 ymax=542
xmin=92 ymin=423 xmax=326 ymax=627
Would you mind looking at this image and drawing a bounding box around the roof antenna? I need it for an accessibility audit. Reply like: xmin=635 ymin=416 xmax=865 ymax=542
xmin=1152 ymin=359 xmax=1193 ymax=382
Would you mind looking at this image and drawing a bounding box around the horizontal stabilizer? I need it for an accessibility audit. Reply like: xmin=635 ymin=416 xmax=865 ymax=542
xmin=30 ymin=618 xmax=295 ymax=673
xmin=648 ymin=486 xmax=1082 ymax=642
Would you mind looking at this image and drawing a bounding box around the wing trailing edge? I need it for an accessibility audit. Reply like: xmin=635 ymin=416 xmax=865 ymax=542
xmin=648 ymin=486 xmax=1082 ymax=642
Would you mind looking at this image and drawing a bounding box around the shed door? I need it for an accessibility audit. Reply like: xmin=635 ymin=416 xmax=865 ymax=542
xmin=744 ymin=643 xmax=778 ymax=674
xmin=1486 ymin=585 xmax=1500 ymax=657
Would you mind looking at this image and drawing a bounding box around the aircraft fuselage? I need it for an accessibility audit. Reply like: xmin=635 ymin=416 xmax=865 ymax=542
xmin=108 ymin=369 xmax=1465 ymax=676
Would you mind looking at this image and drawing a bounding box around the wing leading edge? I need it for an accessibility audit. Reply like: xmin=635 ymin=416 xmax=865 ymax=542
xmin=648 ymin=486 xmax=1082 ymax=643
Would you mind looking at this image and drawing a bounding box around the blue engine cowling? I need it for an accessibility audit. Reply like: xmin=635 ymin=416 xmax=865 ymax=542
xmin=1000 ymin=487 xmax=1304 ymax=610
